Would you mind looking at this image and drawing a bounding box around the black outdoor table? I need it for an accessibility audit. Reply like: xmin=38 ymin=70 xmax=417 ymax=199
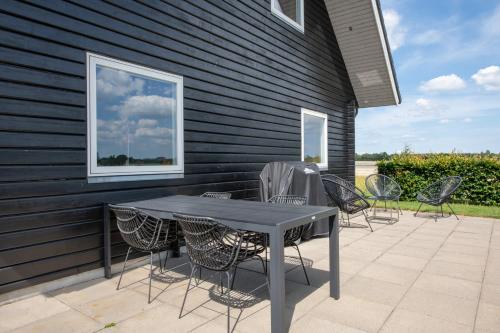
xmin=103 ymin=195 xmax=339 ymax=333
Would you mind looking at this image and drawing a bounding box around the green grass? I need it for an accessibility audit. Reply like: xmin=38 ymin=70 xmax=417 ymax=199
xmin=355 ymin=176 xmax=500 ymax=219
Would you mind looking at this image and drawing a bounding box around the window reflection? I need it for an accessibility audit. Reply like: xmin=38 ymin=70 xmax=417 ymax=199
xmin=303 ymin=113 xmax=325 ymax=164
xmin=95 ymin=65 xmax=177 ymax=167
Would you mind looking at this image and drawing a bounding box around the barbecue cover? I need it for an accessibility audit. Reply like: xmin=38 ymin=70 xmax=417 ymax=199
xmin=259 ymin=161 xmax=329 ymax=239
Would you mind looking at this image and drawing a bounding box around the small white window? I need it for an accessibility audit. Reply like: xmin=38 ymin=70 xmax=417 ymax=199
xmin=271 ymin=0 xmax=304 ymax=33
xmin=301 ymin=108 xmax=328 ymax=170
xmin=87 ymin=53 xmax=184 ymax=181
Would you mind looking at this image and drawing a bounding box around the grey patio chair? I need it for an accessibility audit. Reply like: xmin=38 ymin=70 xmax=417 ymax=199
xmin=175 ymin=214 xmax=268 ymax=333
xmin=269 ymin=195 xmax=310 ymax=285
xmin=322 ymin=177 xmax=373 ymax=231
xmin=200 ymin=191 xmax=232 ymax=199
xmin=322 ymin=174 xmax=366 ymax=197
xmin=365 ymin=174 xmax=403 ymax=223
xmin=415 ymin=176 xmax=462 ymax=221
xmin=109 ymin=204 xmax=177 ymax=303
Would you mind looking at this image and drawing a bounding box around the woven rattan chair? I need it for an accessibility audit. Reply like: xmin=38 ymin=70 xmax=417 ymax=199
xmin=322 ymin=177 xmax=373 ymax=231
xmin=365 ymin=174 xmax=403 ymax=223
xmin=415 ymin=176 xmax=462 ymax=221
xmin=109 ymin=204 xmax=177 ymax=303
xmin=200 ymin=191 xmax=232 ymax=200
xmin=175 ymin=214 xmax=267 ymax=333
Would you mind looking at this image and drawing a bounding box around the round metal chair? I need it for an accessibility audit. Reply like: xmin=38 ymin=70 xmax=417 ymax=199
xmin=415 ymin=176 xmax=462 ymax=221
xmin=175 ymin=214 xmax=267 ymax=333
xmin=322 ymin=177 xmax=373 ymax=231
xmin=365 ymin=174 xmax=403 ymax=223
xmin=109 ymin=204 xmax=177 ymax=303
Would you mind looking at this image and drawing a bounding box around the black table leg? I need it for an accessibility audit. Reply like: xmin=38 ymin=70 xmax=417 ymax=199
xmin=329 ymin=213 xmax=340 ymax=299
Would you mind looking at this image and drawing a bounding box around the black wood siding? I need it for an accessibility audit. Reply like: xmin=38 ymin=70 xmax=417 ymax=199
xmin=0 ymin=0 xmax=356 ymax=293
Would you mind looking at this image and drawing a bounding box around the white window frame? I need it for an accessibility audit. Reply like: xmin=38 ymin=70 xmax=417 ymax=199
xmin=86 ymin=52 xmax=184 ymax=180
xmin=301 ymin=108 xmax=328 ymax=170
xmin=271 ymin=0 xmax=305 ymax=33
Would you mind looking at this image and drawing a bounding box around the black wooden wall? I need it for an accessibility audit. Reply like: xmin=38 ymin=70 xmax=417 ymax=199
xmin=0 ymin=0 xmax=356 ymax=294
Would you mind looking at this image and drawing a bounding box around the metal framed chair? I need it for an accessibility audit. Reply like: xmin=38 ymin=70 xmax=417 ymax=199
xmin=175 ymin=214 xmax=267 ymax=333
xmin=268 ymin=195 xmax=310 ymax=285
xmin=365 ymin=174 xmax=403 ymax=223
xmin=415 ymin=176 xmax=462 ymax=221
xmin=322 ymin=177 xmax=373 ymax=231
xmin=322 ymin=174 xmax=366 ymax=197
xmin=109 ymin=204 xmax=177 ymax=303
xmin=200 ymin=191 xmax=232 ymax=199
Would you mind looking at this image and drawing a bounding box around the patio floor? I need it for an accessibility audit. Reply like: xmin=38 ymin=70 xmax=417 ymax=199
xmin=1 ymin=211 xmax=500 ymax=333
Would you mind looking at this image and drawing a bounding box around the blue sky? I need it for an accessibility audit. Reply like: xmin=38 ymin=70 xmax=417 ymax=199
xmin=356 ymin=0 xmax=500 ymax=154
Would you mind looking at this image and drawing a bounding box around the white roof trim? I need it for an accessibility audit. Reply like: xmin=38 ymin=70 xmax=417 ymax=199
xmin=370 ymin=0 xmax=400 ymax=104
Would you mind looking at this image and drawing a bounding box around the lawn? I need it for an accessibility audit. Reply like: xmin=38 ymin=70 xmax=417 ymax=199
xmin=355 ymin=176 xmax=500 ymax=219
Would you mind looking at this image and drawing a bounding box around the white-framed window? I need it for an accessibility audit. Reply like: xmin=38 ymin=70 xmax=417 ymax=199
xmin=271 ymin=0 xmax=304 ymax=33
xmin=301 ymin=108 xmax=328 ymax=170
xmin=87 ymin=53 xmax=184 ymax=181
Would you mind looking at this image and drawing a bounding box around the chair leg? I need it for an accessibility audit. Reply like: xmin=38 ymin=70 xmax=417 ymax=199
xmin=346 ymin=213 xmax=351 ymax=227
xmin=447 ymin=203 xmax=460 ymax=220
xmin=179 ymin=264 xmax=197 ymax=318
xmin=370 ymin=200 xmax=377 ymax=212
xmin=255 ymin=255 xmax=270 ymax=294
xmin=398 ymin=199 xmax=403 ymax=215
xmin=116 ymin=247 xmax=132 ymax=290
xmin=157 ymin=251 xmax=162 ymax=274
xmin=293 ymin=244 xmax=310 ymax=286
xmin=230 ymin=265 xmax=238 ymax=290
xmin=362 ymin=210 xmax=374 ymax=232
xmin=225 ymin=271 xmax=232 ymax=333
xmin=148 ymin=251 xmax=154 ymax=304
xmin=414 ymin=202 xmax=423 ymax=216
xmin=384 ymin=200 xmax=387 ymax=211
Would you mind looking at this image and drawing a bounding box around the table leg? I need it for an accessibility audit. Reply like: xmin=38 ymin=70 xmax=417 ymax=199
xmin=329 ymin=213 xmax=340 ymax=299
xmin=269 ymin=229 xmax=286 ymax=333
xmin=104 ymin=204 xmax=112 ymax=279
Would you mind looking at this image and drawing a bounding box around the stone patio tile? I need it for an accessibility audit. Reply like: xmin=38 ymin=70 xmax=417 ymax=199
xmin=290 ymin=315 xmax=368 ymax=333
xmin=379 ymin=309 xmax=472 ymax=333
xmin=398 ymin=237 xmax=444 ymax=250
xmin=475 ymin=302 xmax=500 ymax=333
xmin=481 ymin=284 xmax=500 ymax=306
xmin=315 ymin=256 xmax=369 ymax=275
xmin=483 ymin=266 xmax=500 ymax=286
xmin=76 ymin=289 xmax=160 ymax=324
xmin=49 ymin=278 xmax=123 ymax=307
xmin=412 ymin=273 xmax=481 ymax=300
xmin=446 ymin=236 xmax=490 ymax=248
xmin=286 ymin=264 xmax=352 ymax=288
xmin=398 ymin=288 xmax=477 ymax=326
xmin=440 ymin=243 xmax=489 ymax=256
xmin=342 ymin=275 xmax=407 ymax=306
xmin=425 ymin=259 xmax=484 ymax=282
xmin=358 ymin=263 xmax=420 ymax=286
xmin=113 ymin=302 xmax=210 ymax=333
xmin=0 ymin=294 xmax=70 ymax=333
xmin=387 ymin=244 xmax=437 ymax=259
xmin=312 ymin=295 xmax=393 ymax=333
xmin=433 ymin=251 xmax=486 ymax=267
xmin=341 ymin=246 xmax=383 ymax=262
xmin=375 ymin=253 xmax=428 ymax=271
xmin=9 ymin=309 xmax=101 ymax=333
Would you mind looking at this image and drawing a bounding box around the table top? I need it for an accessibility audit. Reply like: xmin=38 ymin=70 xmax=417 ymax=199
xmin=117 ymin=195 xmax=337 ymax=231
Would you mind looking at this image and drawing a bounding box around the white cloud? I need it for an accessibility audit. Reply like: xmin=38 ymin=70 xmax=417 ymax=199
xmin=383 ymin=9 xmax=407 ymax=50
xmin=439 ymin=119 xmax=450 ymax=124
xmin=135 ymin=126 xmax=173 ymax=138
xmin=481 ymin=5 xmax=500 ymax=38
xmin=96 ymin=67 xmax=144 ymax=98
xmin=413 ymin=29 xmax=443 ymax=45
xmin=113 ymin=95 xmax=176 ymax=119
xmin=137 ymin=119 xmax=159 ymax=127
xmin=419 ymin=74 xmax=466 ymax=92
xmin=416 ymin=98 xmax=431 ymax=108
xmin=472 ymin=66 xmax=500 ymax=91
xmin=463 ymin=118 xmax=472 ymax=123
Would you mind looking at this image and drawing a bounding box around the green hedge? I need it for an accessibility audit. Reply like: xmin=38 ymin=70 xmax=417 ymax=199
xmin=377 ymin=154 xmax=500 ymax=206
